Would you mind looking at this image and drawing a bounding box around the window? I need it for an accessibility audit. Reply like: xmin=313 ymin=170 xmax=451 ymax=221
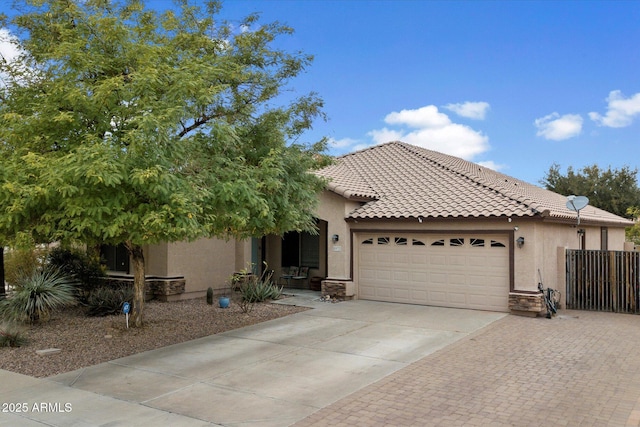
xmin=431 ymin=239 xmax=445 ymax=246
xmin=394 ymin=237 xmax=408 ymax=245
xmin=490 ymin=240 xmax=506 ymax=248
xmin=100 ymin=243 xmax=130 ymax=273
xmin=601 ymin=227 xmax=608 ymax=251
xmin=362 ymin=238 xmax=374 ymax=245
xmin=377 ymin=237 xmax=390 ymax=245
xmin=450 ymin=238 xmax=465 ymax=246
xmin=470 ymin=238 xmax=485 ymax=247
xmin=412 ymin=238 xmax=426 ymax=246
xmin=282 ymin=230 xmax=319 ymax=268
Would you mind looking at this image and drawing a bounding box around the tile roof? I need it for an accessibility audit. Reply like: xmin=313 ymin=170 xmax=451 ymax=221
xmin=318 ymin=141 xmax=632 ymax=226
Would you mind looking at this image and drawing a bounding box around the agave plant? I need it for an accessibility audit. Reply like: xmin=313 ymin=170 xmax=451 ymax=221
xmin=0 ymin=268 xmax=78 ymax=323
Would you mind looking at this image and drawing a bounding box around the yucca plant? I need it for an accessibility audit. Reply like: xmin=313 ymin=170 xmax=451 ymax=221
xmin=0 ymin=268 xmax=78 ymax=323
xmin=0 ymin=321 xmax=28 ymax=347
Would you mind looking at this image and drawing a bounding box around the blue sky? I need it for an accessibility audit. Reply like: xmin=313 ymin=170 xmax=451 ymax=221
xmin=2 ymin=1 xmax=639 ymax=185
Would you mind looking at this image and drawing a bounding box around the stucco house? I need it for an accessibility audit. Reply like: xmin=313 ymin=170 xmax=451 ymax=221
xmin=111 ymin=141 xmax=632 ymax=314
xmin=263 ymin=141 xmax=632 ymax=314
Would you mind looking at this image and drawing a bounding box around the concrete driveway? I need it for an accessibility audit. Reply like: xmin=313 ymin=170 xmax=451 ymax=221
xmin=0 ymin=293 xmax=504 ymax=426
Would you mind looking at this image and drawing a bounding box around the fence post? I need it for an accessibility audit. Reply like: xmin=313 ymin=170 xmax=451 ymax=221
xmin=557 ymin=246 xmax=567 ymax=308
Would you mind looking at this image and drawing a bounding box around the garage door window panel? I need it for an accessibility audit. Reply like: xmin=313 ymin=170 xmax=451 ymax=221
xmin=470 ymin=238 xmax=485 ymax=247
xmin=395 ymin=237 xmax=408 ymax=245
xmin=450 ymin=238 xmax=465 ymax=246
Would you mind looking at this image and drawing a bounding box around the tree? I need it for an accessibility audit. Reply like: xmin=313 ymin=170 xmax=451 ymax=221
xmin=0 ymin=0 xmax=329 ymax=326
xmin=540 ymin=163 xmax=640 ymax=219
xmin=625 ymin=207 xmax=640 ymax=245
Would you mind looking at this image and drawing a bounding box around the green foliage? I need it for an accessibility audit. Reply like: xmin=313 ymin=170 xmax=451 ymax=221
xmin=47 ymin=247 xmax=105 ymax=298
xmin=0 ymin=321 xmax=28 ymax=348
xmin=3 ymin=246 xmax=50 ymax=288
xmin=206 ymin=287 xmax=214 ymax=305
xmin=238 ymin=270 xmax=282 ymax=304
xmin=0 ymin=0 xmax=329 ymax=326
xmin=625 ymin=207 xmax=640 ymax=245
xmin=541 ymin=163 xmax=640 ymax=218
xmin=86 ymin=286 xmax=134 ymax=317
xmin=0 ymin=268 xmax=77 ymax=323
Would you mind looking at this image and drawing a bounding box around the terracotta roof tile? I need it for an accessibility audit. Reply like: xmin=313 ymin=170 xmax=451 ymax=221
xmin=317 ymin=141 xmax=632 ymax=226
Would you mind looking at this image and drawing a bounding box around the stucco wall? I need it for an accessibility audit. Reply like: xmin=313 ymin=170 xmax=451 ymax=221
xmin=317 ymin=191 xmax=360 ymax=279
xmin=165 ymin=238 xmax=238 ymax=298
xmin=145 ymin=243 xmax=168 ymax=277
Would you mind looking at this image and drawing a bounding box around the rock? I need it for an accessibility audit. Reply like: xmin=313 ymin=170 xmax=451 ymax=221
xmin=36 ymin=348 xmax=61 ymax=356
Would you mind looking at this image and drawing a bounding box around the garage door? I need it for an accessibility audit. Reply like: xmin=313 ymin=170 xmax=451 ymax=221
xmin=358 ymin=233 xmax=510 ymax=312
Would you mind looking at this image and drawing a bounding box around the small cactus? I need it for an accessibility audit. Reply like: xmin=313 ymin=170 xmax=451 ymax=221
xmin=206 ymin=287 xmax=214 ymax=305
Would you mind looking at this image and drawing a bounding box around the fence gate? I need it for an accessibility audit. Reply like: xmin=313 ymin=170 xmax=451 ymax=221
xmin=566 ymin=249 xmax=640 ymax=313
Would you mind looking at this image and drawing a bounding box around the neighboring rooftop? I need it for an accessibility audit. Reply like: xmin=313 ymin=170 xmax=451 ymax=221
xmin=318 ymin=141 xmax=632 ymax=226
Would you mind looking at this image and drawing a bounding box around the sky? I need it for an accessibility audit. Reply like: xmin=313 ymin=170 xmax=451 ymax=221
xmin=1 ymin=0 xmax=639 ymax=185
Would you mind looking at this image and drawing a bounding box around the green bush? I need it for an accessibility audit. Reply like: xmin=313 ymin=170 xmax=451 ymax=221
xmin=47 ymin=247 xmax=105 ymax=299
xmin=0 ymin=268 xmax=78 ymax=323
xmin=0 ymin=321 xmax=28 ymax=347
xmin=86 ymin=286 xmax=134 ymax=317
xmin=4 ymin=246 xmax=49 ymax=288
xmin=238 ymin=270 xmax=282 ymax=303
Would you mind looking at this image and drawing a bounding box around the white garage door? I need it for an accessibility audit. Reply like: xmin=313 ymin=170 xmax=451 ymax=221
xmin=358 ymin=233 xmax=510 ymax=312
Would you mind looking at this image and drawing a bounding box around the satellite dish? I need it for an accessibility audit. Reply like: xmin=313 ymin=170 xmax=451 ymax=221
xmin=566 ymin=195 xmax=589 ymax=225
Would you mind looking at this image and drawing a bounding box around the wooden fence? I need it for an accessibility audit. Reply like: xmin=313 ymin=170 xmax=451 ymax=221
xmin=566 ymin=249 xmax=640 ymax=313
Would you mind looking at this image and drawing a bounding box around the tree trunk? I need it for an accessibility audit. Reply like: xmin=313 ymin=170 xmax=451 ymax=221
xmin=126 ymin=242 xmax=145 ymax=327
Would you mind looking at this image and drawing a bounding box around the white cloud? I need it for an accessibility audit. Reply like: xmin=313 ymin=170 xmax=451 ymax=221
xmin=534 ymin=112 xmax=583 ymax=141
xmin=368 ymin=127 xmax=404 ymax=144
xmin=589 ymin=90 xmax=640 ymax=128
xmin=384 ymin=105 xmax=451 ymax=128
xmin=477 ymin=160 xmax=505 ymax=172
xmin=444 ymin=101 xmax=490 ymax=120
xmin=0 ymin=28 xmax=21 ymax=64
xmin=367 ymin=104 xmax=490 ymax=160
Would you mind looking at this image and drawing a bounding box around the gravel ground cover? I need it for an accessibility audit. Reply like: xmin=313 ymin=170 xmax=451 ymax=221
xmin=0 ymin=297 xmax=308 ymax=378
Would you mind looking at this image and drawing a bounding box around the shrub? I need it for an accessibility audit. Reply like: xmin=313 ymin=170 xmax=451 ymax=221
xmin=4 ymin=246 xmax=50 ymax=288
xmin=0 ymin=321 xmax=28 ymax=347
xmin=47 ymin=247 xmax=105 ymax=299
xmin=86 ymin=286 xmax=134 ymax=317
xmin=238 ymin=270 xmax=282 ymax=304
xmin=0 ymin=268 xmax=78 ymax=323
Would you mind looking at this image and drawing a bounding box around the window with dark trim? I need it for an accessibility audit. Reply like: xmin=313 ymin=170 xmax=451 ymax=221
xmin=601 ymin=227 xmax=608 ymax=251
xmin=282 ymin=230 xmax=319 ymax=268
xmin=100 ymin=243 xmax=130 ymax=273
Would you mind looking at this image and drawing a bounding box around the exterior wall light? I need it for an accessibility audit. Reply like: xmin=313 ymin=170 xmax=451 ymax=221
xmin=332 ymin=234 xmax=339 ymax=243
xmin=516 ymin=236 xmax=525 ymax=248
